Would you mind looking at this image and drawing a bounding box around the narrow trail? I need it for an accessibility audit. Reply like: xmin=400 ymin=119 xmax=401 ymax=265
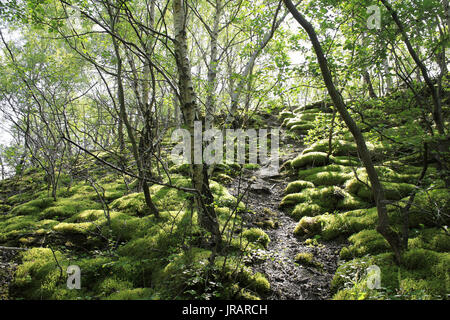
xmin=227 ymin=127 xmax=343 ymax=300
xmin=0 ymin=247 xmax=20 ymax=300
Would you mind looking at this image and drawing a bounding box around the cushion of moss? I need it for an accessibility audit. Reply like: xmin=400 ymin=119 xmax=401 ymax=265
xmin=345 ymin=178 xmax=416 ymax=202
xmin=293 ymin=216 xmax=322 ymax=236
xmin=280 ymin=111 xmax=295 ymax=121
xmin=291 ymin=123 xmax=315 ymax=134
xmin=303 ymin=139 xmax=358 ymax=157
xmin=336 ymin=193 xmax=370 ymax=211
xmin=299 ymin=107 xmax=322 ymax=114
xmin=298 ymin=164 xmax=352 ymax=179
xmin=215 ymin=256 xmax=270 ymax=295
xmin=41 ymin=198 xmax=101 ymax=220
xmin=340 ymin=229 xmax=390 ymax=260
xmin=303 ymin=171 xmax=353 ymax=186
xmin=53 ymin=221 xmax=96 ymax=234
xmin=284 ymin=117 xmax=304 ymax=129
xmin=6 ymin=192 xmax=36 ymax=205
xmin=209 ymin=180 xmax=244 ymax=209
xmin=280 ymin=186 xmax=345 ymax=210
xmin=0 ymin=215 xmax=40 ymax=242
xmin=110 ymin=193 xmax=146 ymax=215
xmin=152 ymin=248 xmax=211 ymax=296
xmin=12 ymin=248 xmax=71 ymax=299
xmin=292 ymin=152 xmax=331 ymax=169
xmin=212 ymin=173 xmax=233 ymax=184
xmin=10 ymin=197 xmax=55 ymax=216
xmin=294 ymin=208 xmax=379 ymax=239
xmin=408 ymin=228 xmax=450 ymax=252
xmin=332 ymin=250 xmax=449 ymax=299
xmin=332 ymin=156 xmax=360 ymax=167
xmin=295 ymin=200 xmax=436 ymax=240
xmin=96 ymin=277 xmax=134 ymax=297
xmin=284 ymin=180 xmax=315 ymax=195
xmin=291 ymin=203 xmax=326 ymax=220
xmin=242 ymin=228 xmax=270 ymax=248
xmin=295 ymin=252 xmax=314 ymax=265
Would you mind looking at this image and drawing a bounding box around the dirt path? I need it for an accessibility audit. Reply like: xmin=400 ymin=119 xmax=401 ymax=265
xmin=0 ymin=248 xmax=20 ymax=300
xmin=227 ymin=130 xmax=343 ymax=300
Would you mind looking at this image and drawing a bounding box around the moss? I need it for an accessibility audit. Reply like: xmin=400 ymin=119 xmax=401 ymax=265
xmin=0 ymin=204 xmax=11 ymax=213
xmin=284 ymin=180 xmax=315 ymax=194
xmin=242 ymin=228 xmax=270 ymax=248
xmin=280 ymin=186 xmax=344 ymax=211
xmin=107 ymin=288 xmax=156 ymax=300
xmin=298 ymin=164 xmax=351 ymax=180
xmin=12 ymin=248 xmax=70 ymax=299
xmin=407 ymin=189 xmax=450 ymax=226
xmin=97 ymin=277 xmax=134 ymax=297
xmin=212 ymin=173 xmax=233 ymax=184
xmin=110 ymin=193 xmax=146 ymax=215
xmin=169 ymin=163 xmax=191 ymax=176
xmin=0 ymin=215 xmax=40 ymax=243
xmin=53 ymin=222 xmax=96 ymax=234
xmin=280 ymin=111 xmax=295 ymax=121
xmin=408 ymin=228 xmax=450 ymax=252
xmin=41 ymin=198 xmax=101 ymax=220
xmin=332 ymin=156 xmax=360 ymax=167
xmin=291 ymin=123 xmax=315 ymax=134
xmin=291 ymin=152 xmax=331 ymax=169
xmin=294 ymin=207 xmax=380 ymax=239
xmin=336 ymin=193 xmax=370 ymax=211
xmin=291 ymin=203 xmax=325 ymax=221
xmin=303 ymin=139 xmax=358 ymax=157
xmin=293 ymin=216 xmax=322 ymax=236
xmin=332 ymin=250 xmax=449 ymax=300
xmin=280 ymin=160 xmax=292 ymax=172
xmin=243 ymin=163 xmax=260 ymax=170
xmin=345 ymin=178 xmax=416 ymax=202
xmin=209 ymin=181 xmax=244 ymax=209
xmin=10 ymin=197 xmax=54 ymax=216
xmin=295 ymin=252 xmax=323 ymax=268
xmin=295 ymin=252 xmax=314 ymax=264
xmin=303 ymin=171 xmax=352 ymax=186
xmin=255 ymin=219 xmax=277 ymax=229
xmin=340 ymin=230 xmax=390 ymax=260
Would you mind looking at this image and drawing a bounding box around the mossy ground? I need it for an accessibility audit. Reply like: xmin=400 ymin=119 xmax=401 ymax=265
xmin=281 ymin=96 xmax=450 ymax=300
xmin=0 ymin=165 xmax=271 ymax=300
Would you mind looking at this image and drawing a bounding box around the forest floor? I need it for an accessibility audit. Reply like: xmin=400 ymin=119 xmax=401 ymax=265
xmin=0 ymin=248 xmax=19 ymax=300
xmin=227 ymin=127 xmax=343 ymax=300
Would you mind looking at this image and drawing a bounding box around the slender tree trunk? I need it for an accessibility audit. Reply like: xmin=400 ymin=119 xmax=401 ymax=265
xmin=205 ymin=0 xmax=222 ymax=130
xmin=108 ymin=4 xmax=159 ymax=217
xmin=383 ymin=56 xmax=393 ymax=94
xmin=172 ymin=0 xmax=221 ymax=246
xmin=363 ymin=70 xmax=378 ymax=99
xmin=283 ymin=0 xmax=403 ymax=262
